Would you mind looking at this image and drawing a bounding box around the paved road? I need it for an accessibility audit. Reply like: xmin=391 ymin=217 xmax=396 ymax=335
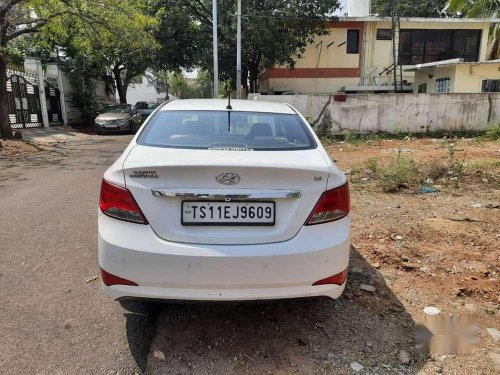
xmin=0 ymin=131 xmax=159 ymax=374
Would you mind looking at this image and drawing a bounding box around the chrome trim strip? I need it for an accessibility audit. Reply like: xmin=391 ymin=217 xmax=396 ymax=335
xmin=151 ymin=188 xmax=302 ymax=200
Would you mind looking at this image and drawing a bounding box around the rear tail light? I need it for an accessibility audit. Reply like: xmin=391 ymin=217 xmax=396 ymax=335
xmin=100 ymin=268 xmax=138 ymax=286
xmin=306 ymin=182 xmax=350 ymax=225
xmin=313 ymin=269 xmax=348 ymax=286
xmin=99 ymin=179 xmax=147 ymax=224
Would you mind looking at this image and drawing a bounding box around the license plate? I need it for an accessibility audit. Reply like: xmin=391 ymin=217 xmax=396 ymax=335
xmin=103 ymin=124 xmax=118 ymax=128
xmin=182 ymin=201 xmax=275 ymax=226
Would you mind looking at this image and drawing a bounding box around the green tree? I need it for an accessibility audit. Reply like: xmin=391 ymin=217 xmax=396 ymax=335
xmin=196 ymin=70 xmax=213 ymax=98
xmin=0 ymin=0 xmax=154 ymax=138
xmin=168 ymin=71 xmax=194 ymax=98
xmin=153 ymin=0 xmax=341 ymax=94
xmin=448 ymin=0 xmax=499 ymax=59
xmin=371 ymin=0 xmax=448 ymax=17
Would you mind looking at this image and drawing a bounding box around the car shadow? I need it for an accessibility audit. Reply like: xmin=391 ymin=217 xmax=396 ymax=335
xmin=125 ymin=246 xmax=427 ymax=374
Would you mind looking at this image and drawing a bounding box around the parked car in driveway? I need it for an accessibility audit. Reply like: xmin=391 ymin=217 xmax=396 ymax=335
xmin=94 ymin=104 xmax=142 ymax=134
xmin=134 ymin=101 xmax=159 ymax=123
xmin=98 ymin=99 xmax=351 ymax=302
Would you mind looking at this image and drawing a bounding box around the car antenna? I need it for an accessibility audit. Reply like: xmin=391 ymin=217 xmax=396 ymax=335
xmin=226 ymin=92 xmax=232 ymax=132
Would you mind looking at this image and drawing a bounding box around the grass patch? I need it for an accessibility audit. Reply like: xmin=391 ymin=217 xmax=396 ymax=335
xmin=466 ymin=159 xmax=500 ymax=171
xmin=356 ymin=145 xmax=481 ymax=193
xmin=484 ymin=123 xmax=500 ymax=141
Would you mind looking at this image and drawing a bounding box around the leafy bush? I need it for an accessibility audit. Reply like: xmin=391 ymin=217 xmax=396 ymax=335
xmin=380 ymin=153 xmax=418 ymax=192
xmin=315 ymin=110 xmax=334 ymax=139
xmin=364 ymin=157 xmax=381 ymax=176
xmin=421 ymin=159 xmax=448 ymax=180
xmin=343 ymin=130 xmax=359 ymax=145
xmin=446 ymin=143 xmax=465 ymax=179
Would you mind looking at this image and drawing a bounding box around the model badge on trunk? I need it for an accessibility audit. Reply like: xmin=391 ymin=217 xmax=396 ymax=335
xmin=216 ymin=173 xmax=241 ymax=185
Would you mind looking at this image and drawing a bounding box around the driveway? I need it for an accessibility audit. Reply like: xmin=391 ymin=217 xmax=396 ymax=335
xmin=0 ymin=129 xmax=421 ymax=374
xmin=0 ymin=130 xmax=159 ymax=374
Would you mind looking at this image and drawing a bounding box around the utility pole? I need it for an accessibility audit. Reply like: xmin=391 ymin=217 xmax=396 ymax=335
xmin=212 ymin=0 xmax=219 ymax=98
xmin=236 ymin=0 xmax=242 ymax=99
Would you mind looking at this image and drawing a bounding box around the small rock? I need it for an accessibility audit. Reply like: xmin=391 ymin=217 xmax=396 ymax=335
xmin=366 ymin=341 xmax=373 ymax=347
xmin=399 ymin=349 xmax=411 ymax=365
xmin=153 ymin=350 xmax=166 ymax=361
xmin=372 ymin=262 xmax=380 ymax=269
xmin=401 ymin=262 xmax=417 ymax=271
xmin=486 ymin=328 xmax=500 ymax=342
xmin=471 ymin=203 xmax=483 ymax=209
xmin=424 ymin=306 xmax=441 ymax=315
xmin=391 ymin=234 xmax=403 ymax=241
xmin=350 ymin=361 xmax=364 ymax=372
xmin=359 ymin=284 xmax=376 ymax=293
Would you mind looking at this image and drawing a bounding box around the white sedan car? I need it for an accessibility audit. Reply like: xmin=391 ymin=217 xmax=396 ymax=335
xmin=98 ymin=99 xmax=350 ymax=301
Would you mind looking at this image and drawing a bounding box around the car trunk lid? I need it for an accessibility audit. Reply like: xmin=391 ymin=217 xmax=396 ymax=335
xmin=123 ymin=145 xmax=330 ymax=245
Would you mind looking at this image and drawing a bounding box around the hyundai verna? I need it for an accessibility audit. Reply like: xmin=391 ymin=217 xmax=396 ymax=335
xmin=98 ymin=99 xmax=350 ymax=301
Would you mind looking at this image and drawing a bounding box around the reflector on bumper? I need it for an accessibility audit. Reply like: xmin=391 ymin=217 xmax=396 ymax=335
xmin=312 ymin=268 xmax=348 ymax=286
xmin=100 ymin=268 xmax=138 ymax=286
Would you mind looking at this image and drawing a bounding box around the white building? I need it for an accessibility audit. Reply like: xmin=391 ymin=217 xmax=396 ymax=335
xmin=120 ymin=73 xmax=168 ymax=106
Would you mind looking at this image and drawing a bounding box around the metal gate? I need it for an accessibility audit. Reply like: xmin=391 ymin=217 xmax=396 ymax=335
xmin=6 ymin=74 xmax=43 ymax=129
xmin=45 ymin=82 xmax=63 ymax=126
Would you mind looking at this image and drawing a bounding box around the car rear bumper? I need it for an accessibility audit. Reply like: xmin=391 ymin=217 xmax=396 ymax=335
xmin=98 ymin=214 xmax=351 ymax=301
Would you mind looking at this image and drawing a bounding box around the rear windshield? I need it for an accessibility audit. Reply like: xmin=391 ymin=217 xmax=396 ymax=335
xmin=137 ymin=110 xmax=316 ymax=151
xmin=136 ymin=102 xmax=158 ymax=109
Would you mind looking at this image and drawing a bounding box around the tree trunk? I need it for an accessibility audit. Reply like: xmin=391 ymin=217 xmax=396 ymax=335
xmin=248 ymin=52 xmax=261 ymax=94
xmin=249 ymin=67 xmax=258 ymax=94
xmin=113 ymin=66 xmax=127 ymax=104
xmin=0 ymin=52 xmax=13 ymax=139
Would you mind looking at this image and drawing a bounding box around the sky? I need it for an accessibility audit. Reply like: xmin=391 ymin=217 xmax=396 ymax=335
xmin=337 ymin=0 xmax=347 ymax=15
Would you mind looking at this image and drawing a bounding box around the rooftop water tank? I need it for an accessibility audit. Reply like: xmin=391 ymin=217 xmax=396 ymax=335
xmin=347 ymin=0 xmax=370 ymax=17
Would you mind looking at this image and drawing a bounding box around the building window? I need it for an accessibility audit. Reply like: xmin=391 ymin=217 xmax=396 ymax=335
xmin=399 ymin=29 xmax=481 ymax=65
xmin=418 ymin=83 xmax=427 ymax=93
xmin=482 ymin=79 xmax=500 ymax=92
xmin=347 ymin=29 xmax=360 ymax=54
xmin=376 ymin=29 xmax=392 ymax=40
xmin=435 ymin=78 xmax=450 ymax=93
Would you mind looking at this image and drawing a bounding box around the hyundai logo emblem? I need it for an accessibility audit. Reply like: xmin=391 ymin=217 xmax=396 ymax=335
xmin=215 ymin=172 xmax=241 ymax=185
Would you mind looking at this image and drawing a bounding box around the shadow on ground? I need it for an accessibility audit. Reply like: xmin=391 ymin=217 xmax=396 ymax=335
xmin=124 ymin=247 xmax=427 ymax=374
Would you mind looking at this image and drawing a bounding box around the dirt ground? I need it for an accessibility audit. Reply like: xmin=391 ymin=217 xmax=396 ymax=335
xmin=146 ymin=138 xmax=499 ymax=375
xmin=0 ymin=139 xmax=43 ymax=158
